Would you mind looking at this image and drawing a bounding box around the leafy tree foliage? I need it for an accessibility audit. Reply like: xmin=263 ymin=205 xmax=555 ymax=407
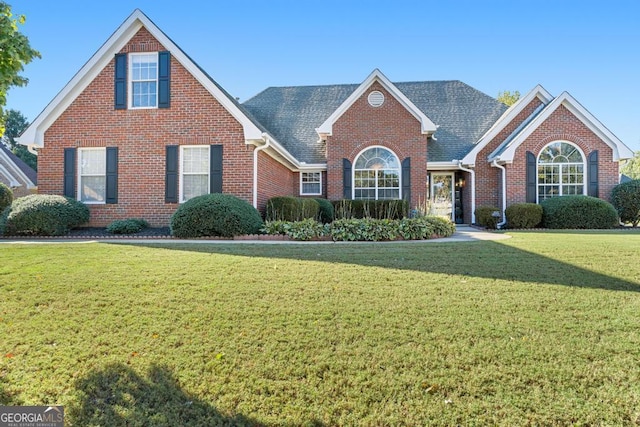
xmin=497 ymin=90 xmax=521 ymax=106
xmin=1 ymin=109 xmax=35 ymax=170
xmin=620 ymin=150 xmax=640 ymax=180
xmin=0 ymin=2 xmax=40 ymax=134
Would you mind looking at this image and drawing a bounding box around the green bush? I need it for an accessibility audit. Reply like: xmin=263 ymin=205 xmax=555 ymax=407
xmin=610 ymin=179 xmax=640 ymax=227
xmin=314 ymin=198 xmax=334 ymax=223
xmin=262 ymin=218 xmax=329 ymax=241
xmin=0 ymin=182 xmax=13 ymax=213
xmin=0 ymin=194 xmax=89 ymax=236
xmin=265 ymin=196 xmax=320 ymax=222
xmin=170 ymin=193 xmax=263 ymax=238
xmin=505 ymin=203 xmax=543 ymax=229
xmin=475 ymin=206 xmax=501 ymax=229
xmin=106 ymin=218 xmax=150 ymax=234
xmin=332 ymin=199 xmax=409 ymax=220
xmin=397 ymin=216 xmax=456 ymax=240
xmin=541 ymin=195 xmax=619 ymax=229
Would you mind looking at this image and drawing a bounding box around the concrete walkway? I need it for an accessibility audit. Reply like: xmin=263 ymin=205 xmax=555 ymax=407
xmin=1 ymin=225 xmax=510 ymax=245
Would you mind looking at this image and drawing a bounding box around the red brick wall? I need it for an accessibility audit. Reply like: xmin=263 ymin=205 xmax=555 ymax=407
xmin=326 ymin=81 xmax=428 ymax=207
xmin=474 ymin=98 xmax=544 ymax=217
xmin=38 ymin=28 xmax=259 ymax=227
xmin=256 ymin=151 xmax=296 ymax=213
xmin=507 ymin=104 xmax=618 ymax=204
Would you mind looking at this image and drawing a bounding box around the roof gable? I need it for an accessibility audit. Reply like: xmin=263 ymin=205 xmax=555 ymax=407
xmin=0 ymin=144 xmax=36 ymax=188
xmin=461 ymin=85 xmax=553 ymax=166
xmin=492 ymin=91 xmax=634 ymax=162
xmin=315 ymin=69 xmax=437 ymax=137
xmin=18 ymin=9 xmax=265 ymax=148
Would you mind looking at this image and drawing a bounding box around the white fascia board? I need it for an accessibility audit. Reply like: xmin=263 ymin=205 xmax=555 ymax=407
xmin=427 ymin=161 xmax=462 ymax=171
xmin=18 ymin=9 xmax=264 ymax=147
xmin=461 ymin=85 xmax=553 ymax=165
xmin=0 ymin=163 xmax=20 ymax=187
xmin=499 ymin=91 xmax=634 ymax=162
xmin=316 ymin=69 xmax=437 ymax=137
xmin=0 ymin=150 xmax=33 ymax=187
xmin=298 ymin=163 xmax=327 ymax=171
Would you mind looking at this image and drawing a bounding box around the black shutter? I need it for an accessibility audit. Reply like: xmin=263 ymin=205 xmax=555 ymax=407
xmin=210 ymin=144 xmax=223 ymax=193
xmin=105 ymin=147 xmax=118 ymax=204
xmin=526 ymin=151 xmax=536 ymax=203
xmin=588 ymin=150 xmax=599 ymax=197
xmin=114 ymin=53 xmax=127 ymax=110
xmin=63 ymin=148 xmax=76 ymax=198
xmin=343 ymin=158 xmax=352 ymax=199
xmin=402 ymin=157 xmax=411 ymax=202
xmin=158 ymin=51 xmax=170 ymax=109
xmin=165 ymin=145 xmax=178 ymax=203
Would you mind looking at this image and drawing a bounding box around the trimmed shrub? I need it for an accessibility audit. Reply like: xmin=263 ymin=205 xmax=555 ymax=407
xmin=610 ymin=179 xmax=640 ymax=226
xmin=0 ymin=194 xmax=89 ymax=236
xmin=0 ymin=182 xmax=13 ymax=213
xmin=265 ymin=196 xmax=320 ymax=222
xmin=541 ymin=195 xmax=619 ymax=229
xmin=314 ymin=198 xmax=334 ymax=223
xmin=475 ymin=206 xmax=501 ymax=229
xmin=170 ymin=194 xmax=263 ymax=238
xmin=332 ymin=199 xmax=409 ymax=220
xmin=106 ymin=218 xmax=150 ymax=234
xmin=505 ymin=203 xmax=543 ymax=229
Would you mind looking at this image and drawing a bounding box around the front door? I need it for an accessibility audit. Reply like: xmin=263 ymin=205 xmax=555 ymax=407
xmin=430 ymin=173 xmax=454 ymax=221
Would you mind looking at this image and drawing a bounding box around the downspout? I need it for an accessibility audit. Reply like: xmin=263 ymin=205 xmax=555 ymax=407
xmin=457 ymin=161 xmax=476 ymax=224
xmin=252 ymin=136 xmax=271 ymax=208
xmin=491 ymin=160 xmax=507 ymax=228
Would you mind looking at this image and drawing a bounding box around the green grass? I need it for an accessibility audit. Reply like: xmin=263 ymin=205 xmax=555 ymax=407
xmin=1 ymin=231 xmax=640 ymax=425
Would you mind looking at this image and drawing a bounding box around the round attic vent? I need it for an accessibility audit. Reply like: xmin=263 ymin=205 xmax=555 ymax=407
xmin=368 ymin=90 xmax=385 ymax=107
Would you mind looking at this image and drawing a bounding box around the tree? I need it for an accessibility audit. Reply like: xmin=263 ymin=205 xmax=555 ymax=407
xmin=1 ymin=108 xmax=36 ymax=170
xmin=0 ymin=2 xmax=40 ymax=134
xmin=620 ymin=150 xmax=640 ymax=180
xmin=497 ymin=90 xmax=521 ymax=106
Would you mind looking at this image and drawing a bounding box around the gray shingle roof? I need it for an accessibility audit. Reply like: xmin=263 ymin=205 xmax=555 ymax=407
xmin=242 ymin=80 xmax=508 ymax=164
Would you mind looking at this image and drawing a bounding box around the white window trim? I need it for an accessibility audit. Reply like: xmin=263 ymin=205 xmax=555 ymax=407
xmin=78 ymin=147 xmax=106 ymax=205
xmin=128 ymin=52 xmax=159 ymax=109
xmin=536 ymin=141 xmax=586 ymax=203
xmin=352 ymin=145 xmax=402 ymax=200
xmin=300 ymin=171 xmax=322 ymax=196
xmin=179 ymin=145 xmax=210 ymax=203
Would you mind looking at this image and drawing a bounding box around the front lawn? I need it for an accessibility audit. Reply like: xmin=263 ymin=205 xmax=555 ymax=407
xmin=1 ymin=231 xmax=639 ymax=425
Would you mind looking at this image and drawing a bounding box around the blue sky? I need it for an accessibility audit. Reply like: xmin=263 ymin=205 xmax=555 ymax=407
xmin=8 ymin=0 xmax=640 ymax=150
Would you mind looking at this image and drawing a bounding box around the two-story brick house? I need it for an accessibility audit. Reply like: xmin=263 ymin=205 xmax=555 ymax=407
xmin=18 ymin=9 xmax=633 ymax=226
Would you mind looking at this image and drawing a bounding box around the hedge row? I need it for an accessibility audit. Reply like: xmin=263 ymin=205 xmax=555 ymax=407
xmin=262 ymin=216 xmax=455 ymax=241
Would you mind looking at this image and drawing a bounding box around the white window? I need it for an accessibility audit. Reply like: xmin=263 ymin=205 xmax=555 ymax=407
xmin=79 ymin=148 xmax=106 ymax=203
xmin=180 ymin=146 xmax=209 ymax=202
xmin=537 ymin=141 xmax=585 ymax=202
xmin=300 ymin=172 xmax=322 ymax=195
xmin=130 ymin=53 xmax=158 ymax=108
xmin=353 ymin=146 xmax=401 ymax=200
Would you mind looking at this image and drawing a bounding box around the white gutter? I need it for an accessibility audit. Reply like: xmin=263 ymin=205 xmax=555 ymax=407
xmin=491 ymin=160 xmax=507 ymax=228
xmin=456 ymin=161 xmax=476 ymax=224
xmin=252 ymin=136 xmax=271 ymax=208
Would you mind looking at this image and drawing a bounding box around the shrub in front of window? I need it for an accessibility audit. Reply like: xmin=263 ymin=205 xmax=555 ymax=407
xmin=0 ymin=194 xmax=90 ymax=236
xmin=610 ymin=179 xmax=640 ymax=227
xmin=474 ymin=206 xmax=501 ymax=229
xmin=265 ymin=196 xmax=320 ymax=222
xmin=170 ymin=194 xmax=263 ymax=238
xmin=0 ymin=182 xmax=13 ymax=213
xmin=505 ymin=203 xmax=543 ymax=229
xmin=314 ymin=198 xmax=334 ymax=223
xmin=332 ymin=200 xmax=408 ymax=220
xmin=541 ymin=195 xmax=619 ymax=229
xmin=106 ymin=218 xmax=150 ymax=234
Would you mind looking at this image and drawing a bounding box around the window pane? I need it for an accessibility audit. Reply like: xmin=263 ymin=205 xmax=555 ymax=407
xmin=81 ymin=176 xmax=106 ymax=202
xmin=80 ymin=150 xmax=105 ymax=175
xmin=132 ymin=82 xmax=157 ymax=107
xmin=183 ymin=175 xmax=208 ymax=201
xmin=302 ymin=183 xmax=320 ymax=194
xmin=183 ymin=147 xmax=209 ymax=173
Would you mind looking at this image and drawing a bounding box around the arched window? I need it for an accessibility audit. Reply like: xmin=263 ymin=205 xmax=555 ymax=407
xmin=537 ymin=141 xmax=585 ymax=201
xmin=353 ymin=146 xmax=401 ymax=200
